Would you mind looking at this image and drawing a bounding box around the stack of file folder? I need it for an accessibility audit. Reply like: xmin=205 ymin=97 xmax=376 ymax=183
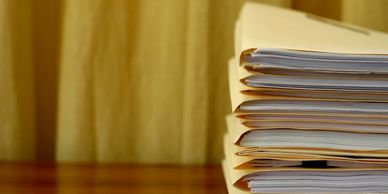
xmin=223 ymin=2 xmax=388 ymax=193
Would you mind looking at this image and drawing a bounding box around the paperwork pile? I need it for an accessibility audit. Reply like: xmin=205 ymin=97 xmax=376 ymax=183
xmin=223 ymin=2 xmax=388 ymax=193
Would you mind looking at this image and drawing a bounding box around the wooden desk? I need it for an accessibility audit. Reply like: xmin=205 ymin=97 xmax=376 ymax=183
xmin=0 ymin=162 xmax=227 ymax=194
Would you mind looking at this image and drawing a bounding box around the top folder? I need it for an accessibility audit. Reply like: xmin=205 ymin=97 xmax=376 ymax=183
xmin=236 ymin=2 xmax=388 ymax=57
xmin=235 ymin=2 xmax=388 ymax=73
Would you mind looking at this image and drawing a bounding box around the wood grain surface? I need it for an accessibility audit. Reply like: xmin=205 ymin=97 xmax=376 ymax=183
xmin=0 ymin=162 xmax=227 ymax=194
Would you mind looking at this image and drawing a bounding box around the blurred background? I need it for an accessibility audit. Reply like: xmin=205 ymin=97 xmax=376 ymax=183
xmin=1 ymin=0 xmax=387 ymax=164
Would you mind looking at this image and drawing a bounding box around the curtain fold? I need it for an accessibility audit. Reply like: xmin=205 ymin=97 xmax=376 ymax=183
xmin=1 ymin=0 xmax=388 ymax=163
xmin=32 ymin=0 xmax=61 ymax=161
xmin=0 ymin=0 xmax=34 ymax=160
xmin=342 ymin=0 xmax=388 ymax=32
xmin=179 ymin=0 xmax=209 ymax=163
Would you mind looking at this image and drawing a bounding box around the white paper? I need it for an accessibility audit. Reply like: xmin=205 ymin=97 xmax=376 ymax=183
xmin=245 ymin=170 xmax=388 ymax=193
xmin=240 ymin=129 xmax=388 ymax=150
xmin=240 ymin=100 xmax=388 ymax=114
xmin=244 ymin=48 xmax=388 ymax=74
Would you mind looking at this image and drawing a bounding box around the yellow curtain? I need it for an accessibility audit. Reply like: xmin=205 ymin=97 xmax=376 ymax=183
xmin=1 ymin=0 xmax=388 ymax=163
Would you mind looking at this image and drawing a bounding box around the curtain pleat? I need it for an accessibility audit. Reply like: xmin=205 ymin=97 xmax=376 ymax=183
xmin=57 ymin=0 xmax=100 ymax=161
xmin=342 ymin=0 xmax=388 ymax=32
xmin=180 ymin=0 xmax=209 ymax=164
xmin=0 ymin=0 xmax=34 ymax=160
xmin=32 ymin=0 xmax=61 ymax=161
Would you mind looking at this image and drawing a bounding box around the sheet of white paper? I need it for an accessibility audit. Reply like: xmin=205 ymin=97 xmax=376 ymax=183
xmin=240 ymin=129 xmax=388 ymax=150
xmin=242 ymin=114 xmax=388 ymax=125
xmin=244 ymin=74 xmax=388 ymax=91
xmin=240 ymin=100 xmax=388 ymax=114
xmin=245 ymin=170 xmax=388 ymax=193
xmin=244 ymin=121 xmax=388 ymax=133
xmin=244 ymin=48 xmax=388 ymax=74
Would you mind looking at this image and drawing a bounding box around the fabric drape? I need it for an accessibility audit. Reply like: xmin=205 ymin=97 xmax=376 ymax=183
xmin=0 ymin=0 xmax=387 ymax=163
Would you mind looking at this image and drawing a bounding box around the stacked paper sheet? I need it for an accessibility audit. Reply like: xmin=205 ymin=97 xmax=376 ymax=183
xmin=223 ymin=2 xmax=388 ymax=194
